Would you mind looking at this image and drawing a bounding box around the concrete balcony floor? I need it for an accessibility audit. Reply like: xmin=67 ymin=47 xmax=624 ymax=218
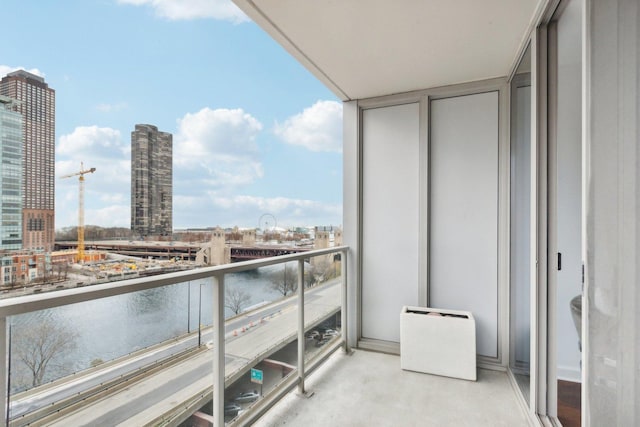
xmin=254 ymin=349 xmax=531 ymax=427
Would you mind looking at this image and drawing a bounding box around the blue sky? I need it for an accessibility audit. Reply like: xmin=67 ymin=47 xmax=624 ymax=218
xmin=1 ymin=0 xmax=342 ymax=231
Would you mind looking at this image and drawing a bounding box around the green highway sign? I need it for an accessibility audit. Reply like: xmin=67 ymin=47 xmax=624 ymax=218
xmin=250 ymin=368 xmax=263 ymax=384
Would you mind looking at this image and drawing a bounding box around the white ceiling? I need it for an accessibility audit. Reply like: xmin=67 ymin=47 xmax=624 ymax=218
xmin=233 ymin=0 xmax=544 ymax=101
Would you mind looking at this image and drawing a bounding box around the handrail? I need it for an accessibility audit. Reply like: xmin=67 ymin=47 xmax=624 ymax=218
xmin=0 ymin=245 xmax=349 ymax=426
xmin=0 ymin=246 xmax=347 ymax=317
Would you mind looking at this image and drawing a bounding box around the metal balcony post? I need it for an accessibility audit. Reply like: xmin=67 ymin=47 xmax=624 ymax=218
xmin=0 ymin=316 xmax=6 ymax=426
xmin=341 ymin=249 xmax=350 ymax=353
xmin=212 ymin=275 xmax=225 ymax=426
xmin=297 ymin=259 xmax=305 ymax=394
xmin=198 ymin=283 xmax=203 ymax=347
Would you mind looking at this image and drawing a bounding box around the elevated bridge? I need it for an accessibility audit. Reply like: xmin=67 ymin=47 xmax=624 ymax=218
xmin=54 ymin=240 xmax=311 ymax=262
xmin=229 ymin=246 xmax=310 ymax=261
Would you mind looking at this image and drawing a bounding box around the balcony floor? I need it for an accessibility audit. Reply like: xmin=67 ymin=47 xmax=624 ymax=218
xmin=254 ymin=349 xmax=532 ymax=427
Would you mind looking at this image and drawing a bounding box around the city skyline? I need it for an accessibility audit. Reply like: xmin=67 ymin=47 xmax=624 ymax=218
xmin=0 ymin=1 xmax=342 ymax=232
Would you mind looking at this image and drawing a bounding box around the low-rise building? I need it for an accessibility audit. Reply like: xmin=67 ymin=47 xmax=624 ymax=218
xmin=0 ymin=250 xmax=48 ymax=286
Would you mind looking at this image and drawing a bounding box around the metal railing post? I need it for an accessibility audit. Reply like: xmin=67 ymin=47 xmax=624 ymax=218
xmin=212 ymin=275 xmax=225 ymax=426
xmin=341 ymin=249 xmax=350 ymax=353
xmin=297 ymin=259 xmax=305 ymax=394
xmin=187 ymin=283 xmax=191 ymax=333
xmin=0 ymin=316 xmax=7 ymax=426
xmin=198 ymin=283 xmax=203 ymax=347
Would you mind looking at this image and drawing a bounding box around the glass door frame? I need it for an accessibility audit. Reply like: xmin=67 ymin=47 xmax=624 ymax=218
xmin=524 ymin=0 xmax=586 ymax=424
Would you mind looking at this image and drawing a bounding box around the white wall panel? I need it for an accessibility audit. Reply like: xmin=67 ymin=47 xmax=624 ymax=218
xmin=430 ymin=92 xmax=499 ymax=358
xmin=362 ymin=103 xmax=420 ymax=343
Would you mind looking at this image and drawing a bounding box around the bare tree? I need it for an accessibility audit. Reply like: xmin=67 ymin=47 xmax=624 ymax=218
xmin=53 ymin=262 xmax=70 ymax=280
xmin=304 ymin=263 xmax=316 ymax=288
xmin=55 ymin=225 xmax=133 ymax=241
xmin=312 ymin=257 xmax=340 ymax=283
xmin=49 ymin=262 xmax=68 ymax=280
xmin=13 ymin=321 xmax=78 ymax=388
xmin=225 ymin=287 xmax=251 ymax=315
xmin=55 ymin=226 xmax=77 ymax=241
xmin=269 ymin=264 xmax=298 ymax=296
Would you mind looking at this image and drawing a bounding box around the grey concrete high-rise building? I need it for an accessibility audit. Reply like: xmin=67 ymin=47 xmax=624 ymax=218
xmin=0 ymin=96 xmax=23 ymax=251
xmin=0 ymin=70 xmax=55 ymax=252
xmin=131 ymin=124 xmax=172 ymax=237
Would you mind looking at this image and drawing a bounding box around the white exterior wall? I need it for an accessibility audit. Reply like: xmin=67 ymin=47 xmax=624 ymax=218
xmin=585 ymin=0 xmax=640 ymax=424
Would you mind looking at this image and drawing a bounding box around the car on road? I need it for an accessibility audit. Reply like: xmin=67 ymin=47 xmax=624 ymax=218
xmin=323 ymin=329 xmax=338 ymax=337
xmin=234 ymin=390 xmax=260 ymax=403
xmin=315 ymin=337 xmax=330 ymax=347
xmin=305 ymin=330 xmax=320 ymax=340
xmin=225 ymin=403 xmax=241 ymax=416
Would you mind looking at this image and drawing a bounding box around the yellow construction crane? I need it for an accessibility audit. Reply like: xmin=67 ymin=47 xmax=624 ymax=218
xmin=60 ymin=163 xmax=96 ymax=263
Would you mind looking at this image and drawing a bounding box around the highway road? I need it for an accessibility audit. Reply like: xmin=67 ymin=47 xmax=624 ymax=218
xmin=87 ymin=357 xmax=212 ymax=426
xmin=10 ymin=279 xmax=342 ymax=426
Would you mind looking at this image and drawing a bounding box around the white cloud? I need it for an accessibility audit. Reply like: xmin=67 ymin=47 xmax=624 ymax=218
xmin=99 ymin=193 xmax=127 ymax=204
xmin=56 ymin=126 xmax=131 ymax=228
xmin=57 ymin=188 xmax=131 ymax=229
xmin=117 ymin=0 xmax=249 ymax=24
xmin=0 ymin=65 xmax=45 ymax=79
xmin=58 ymin=126 xmax=126 ymax=160
xmin=86 ymin=205 xmax=131 ymax=228
xmin=274 ymin=100 xmax=343 ymax=153
xmin=215 ymin=195 xmax=341 ymax=218
xmin=174 ymin=107 xmax=264 ymax=190
xmin=173 ymin=193 xmax=342 ymax=229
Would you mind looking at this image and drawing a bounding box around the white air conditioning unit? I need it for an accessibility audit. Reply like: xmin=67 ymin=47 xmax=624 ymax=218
xmin=400 ymin=306 xmax=476 ymax=381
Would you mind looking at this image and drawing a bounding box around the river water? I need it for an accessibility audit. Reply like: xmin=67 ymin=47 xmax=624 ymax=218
xmin=9 ymin=263 xmax=293 ymax=392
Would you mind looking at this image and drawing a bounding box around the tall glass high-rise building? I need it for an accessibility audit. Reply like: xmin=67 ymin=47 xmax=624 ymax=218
xmin=131 ymin=124 xmax=173 ymax=237
xmin=0 ymin=70 xmax=55 ymax=252
xmin=0 ymin=95 xmax=23 ymax=251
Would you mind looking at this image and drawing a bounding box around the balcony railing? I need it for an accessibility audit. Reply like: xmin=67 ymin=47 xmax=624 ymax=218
xmin=0 ymin=245 xmax=349 ymax=426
